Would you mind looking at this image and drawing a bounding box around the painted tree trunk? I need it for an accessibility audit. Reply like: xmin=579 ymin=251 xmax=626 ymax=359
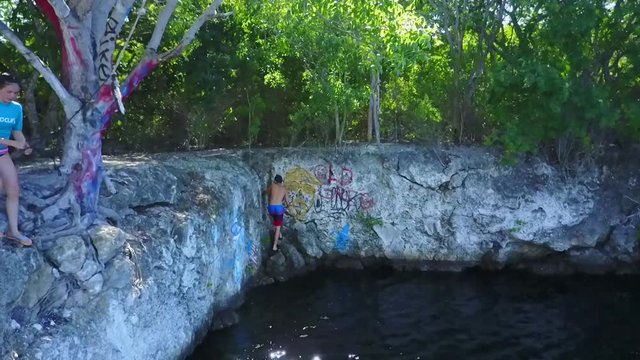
xmin=1 ymin=0 xmax=224 ymax=227
xmin=32 ymin=0 xmax=147 ymax=217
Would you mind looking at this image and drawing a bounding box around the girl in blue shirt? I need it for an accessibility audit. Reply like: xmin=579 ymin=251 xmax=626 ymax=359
xmin=0 ymin=73 xmax=31 ymax=247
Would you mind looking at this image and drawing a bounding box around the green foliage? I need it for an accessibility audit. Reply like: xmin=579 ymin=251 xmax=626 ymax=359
xmin=355 ymin=211 xmax=383 ymax=232
xmin=481 ymin=0 xmax=640 ymax=163
xmin=1 ymin=0 xmax=639 ymax=160
xmin=260 ymin=235 xmax=272 ymax=247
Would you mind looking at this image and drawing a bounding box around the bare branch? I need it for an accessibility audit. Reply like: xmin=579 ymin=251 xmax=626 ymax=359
xmin=160 ymin=0 xmax=229 ymax=62
xmin=91 ymin=0 xmax=118 ymax=49
xmin=147 ymin=0 xmax=179 ymax=53
xmin=0 ymin=20 xmax=78 ymax=112
xmin=94 ymin=0 xmax=137 ymax=82
xmin=67 ymin=0 xmax=92 ymax=17
xmin=48 ymin=0 xmax=71 ymax=18
xmin=109 ymin=0 xmax=137 ymax=37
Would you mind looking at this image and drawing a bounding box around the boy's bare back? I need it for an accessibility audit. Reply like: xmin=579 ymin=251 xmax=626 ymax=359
xmin=267 ymin=183 xmax=287 ymax=205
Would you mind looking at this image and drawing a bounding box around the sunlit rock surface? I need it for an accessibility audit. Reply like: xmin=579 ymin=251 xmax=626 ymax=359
xmin=0 ymin=145 xmax=638 ymax=360
xmin=2 ymin=152 xmax=265 ymax=360
xmin=264 ymin=145 xmax=637 ymax=275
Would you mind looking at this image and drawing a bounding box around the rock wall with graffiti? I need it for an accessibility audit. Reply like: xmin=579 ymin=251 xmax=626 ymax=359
xmin=286 ymin=164 xmax=375 ymax=222
xmin=281 ymin=162 xmax=378 ymax=253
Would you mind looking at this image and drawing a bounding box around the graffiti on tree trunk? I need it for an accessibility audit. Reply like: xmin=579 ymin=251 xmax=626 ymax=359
xmin=98 ymin=15 xmax=119 ymax=82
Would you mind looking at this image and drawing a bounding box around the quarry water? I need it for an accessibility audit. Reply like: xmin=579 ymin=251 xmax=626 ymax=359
xmin=188 ymin=268 xmax=640 ymax=360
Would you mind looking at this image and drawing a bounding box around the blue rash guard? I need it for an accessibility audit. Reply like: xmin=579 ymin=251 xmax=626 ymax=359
xmin=0 ymin=101 xmax=23 ymax=151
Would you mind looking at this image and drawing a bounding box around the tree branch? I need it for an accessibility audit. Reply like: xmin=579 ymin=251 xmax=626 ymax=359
xmin=91 ymin=0 xmax=118 ymax=51
xmin=94 ymin=0 xmax=136 ymax=83
xmin=147 ymin=0 xmax=179 ymax=53
xmin=159 ymin=0 xmax=229 ymax=62
xmin=48 ymin=0 xmax=71 ymax=19
xmin=109 ymin=0 xmax=137 ymax=38
xmin=0 ymin=20 xmax=78 ymax=112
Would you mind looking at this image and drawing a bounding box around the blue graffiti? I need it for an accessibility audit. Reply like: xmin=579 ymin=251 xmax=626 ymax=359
xmin=335 ymin=224 xmax=350 ymax=253
xmin=232 ymin=221 xmax=243 ymax=236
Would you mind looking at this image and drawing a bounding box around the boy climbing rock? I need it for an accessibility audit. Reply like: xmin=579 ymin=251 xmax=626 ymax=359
xmin=265 ymin=174 xmax=289 ymax=251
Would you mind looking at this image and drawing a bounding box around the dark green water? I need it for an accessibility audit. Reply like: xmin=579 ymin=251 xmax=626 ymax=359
xmin=188 ymin=268 xmax=640 ymax=360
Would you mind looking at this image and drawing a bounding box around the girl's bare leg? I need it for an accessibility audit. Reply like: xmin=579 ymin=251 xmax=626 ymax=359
xmin=0 ymin=154 xmax=30 ymax=246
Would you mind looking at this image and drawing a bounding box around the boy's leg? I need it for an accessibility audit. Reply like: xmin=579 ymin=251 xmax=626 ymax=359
xmin=273 ymin=225 xmax=281 ymax=250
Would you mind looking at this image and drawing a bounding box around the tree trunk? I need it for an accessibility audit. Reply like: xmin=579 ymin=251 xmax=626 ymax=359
xmin=1 ymin=0 xmax=226 ymax=234
xmin=334 ymin=104 xmax=340 ymax=145
xmin=374 ymin=70 xmax=381 ymax=143
xmin=368 ymin=68 xmax=381 ymax=143
xmin=21 ymin=72 xmax=41 ymax=149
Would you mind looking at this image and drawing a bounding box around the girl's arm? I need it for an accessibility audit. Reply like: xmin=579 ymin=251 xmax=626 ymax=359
xmin=0 ymin=130 xmax=29 ymax=150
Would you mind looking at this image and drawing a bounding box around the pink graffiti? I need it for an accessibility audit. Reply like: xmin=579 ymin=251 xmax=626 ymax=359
xmin=97 ymin=58 xmax=158 ymax=131
xmin=315 ymin=185 xmax=373 ymax=213
xmin=71 ymin=132 xmax=103 ymax=213
xmin=314 ymin=164 xmax=353 ymax=186
xmin=338 ymin=167 xmax=352 ymax=186
xmin=359 ymin=192 xmax=374 ymax=210
xmin=122 ymin=59 xmax=159 ymax=97
xmin=309 ymin=163 xmax=375 ymax=214
xmin=68 ymin=29 xmax=86 ymax=67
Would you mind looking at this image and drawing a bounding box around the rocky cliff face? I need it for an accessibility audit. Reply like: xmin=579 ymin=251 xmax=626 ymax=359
xmin=1 ymin=152 xmax=265 ymax=360
xmin=264 ymin=146 xmax=638 ymax=276
xmin=1 ymin=145 xmax=638 ymax=359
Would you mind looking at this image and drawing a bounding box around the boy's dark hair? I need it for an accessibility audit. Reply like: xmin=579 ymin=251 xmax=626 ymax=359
xmin=0 ymin=73 xmax=20 ymax=89
xmin=274 ymin=174 xmax=283 ymax=183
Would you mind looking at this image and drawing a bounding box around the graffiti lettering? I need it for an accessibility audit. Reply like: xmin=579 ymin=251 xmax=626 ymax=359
xmin=315 ymin=185 xmax=373 ymax=213
xmin=314 ymin=164 xmax=353 ymax=186
xmin=287 ymin=164 xmax=375 ymax=222
xmin=97 ymin=16 xmax=119 ymax=82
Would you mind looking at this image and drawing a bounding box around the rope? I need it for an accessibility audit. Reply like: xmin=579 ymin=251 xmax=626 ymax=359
xmin=112 ymin=0 xmax=148 ymax=115
xmin=114 ymin=0 xmax=148 ymax=72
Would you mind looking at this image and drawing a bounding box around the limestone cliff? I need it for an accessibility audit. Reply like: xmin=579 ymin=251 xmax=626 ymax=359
xmin=0 ymin=145 xmax=637 ymax=359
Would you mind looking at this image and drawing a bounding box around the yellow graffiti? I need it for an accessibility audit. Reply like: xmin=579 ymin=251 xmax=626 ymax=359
xmin=285 ymin=167 xmax=321 ymax=220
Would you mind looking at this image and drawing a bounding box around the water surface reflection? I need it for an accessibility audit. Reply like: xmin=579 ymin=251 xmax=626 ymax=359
xmin=189 ymin=268 xmax=640 ymax=359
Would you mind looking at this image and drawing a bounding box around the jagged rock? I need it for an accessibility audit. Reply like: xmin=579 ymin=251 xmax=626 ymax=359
xmin=334 ymin=257 xmax=364 ymax=269
xmin=281 ymin=243 xmax=306 ymax=270
xmin=266 ymin=251 xmax=287 ymax=276
xmin=211 ymin=310 xmax=240 ymax=331
xmin=293 ymin=222 xmax=323 ymax=258
xmin=606 ymin=223 xmax=638 ymax=261
xmin=1 ymin=145 xmax=639 ymax=360
xmin=81 ymin=274 xmax=104 ymax=295
xmin=567 ymin=248 xmax=614 ymax=273
xmin=74 ymin=260 xmax=101 ymax=282
xmin=0 ymin=246 xmax=38 ymax=306
xmin=19 ymin=263 xmax=54 ymax=308
xmin=100 ymin=165 xmax=178 ymax=210
xmin=37 ymin=281 xmax=70 ymax=314
xmin=44 ymin=235 xmax=86 ymax=274
xmin=103 ymin=256 xmax=134 ymax=289
xmin=89 ymin=225 xmax=126 ymax=264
